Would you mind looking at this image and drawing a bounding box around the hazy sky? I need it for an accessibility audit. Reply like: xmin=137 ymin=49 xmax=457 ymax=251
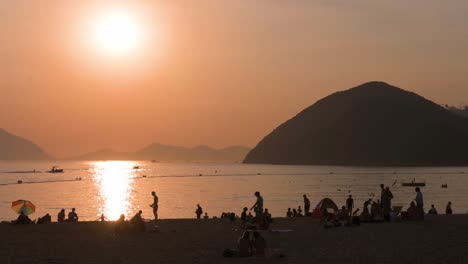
xmin=1 ymin=0 xmax=468 ymax=157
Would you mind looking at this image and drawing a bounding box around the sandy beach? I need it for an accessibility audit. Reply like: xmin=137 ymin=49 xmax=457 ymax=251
xmin=1 ymin=215 xmax=468 ymax=264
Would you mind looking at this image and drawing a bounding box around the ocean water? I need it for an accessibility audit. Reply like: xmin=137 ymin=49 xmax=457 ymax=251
xmin=1 ymin=161 xmax=467 ymax=221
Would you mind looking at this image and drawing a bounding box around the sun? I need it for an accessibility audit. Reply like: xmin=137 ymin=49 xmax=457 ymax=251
xmin=94 ymin=11 xmax=142 ymax=55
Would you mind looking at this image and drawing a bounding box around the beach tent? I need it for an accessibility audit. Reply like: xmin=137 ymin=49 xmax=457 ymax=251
xmin=312 ymin=198 xmax=338 ymax=219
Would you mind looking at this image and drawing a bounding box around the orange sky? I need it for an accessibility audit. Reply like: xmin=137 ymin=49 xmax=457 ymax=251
xmin=1 ymin=1 xmax=468 ymax=157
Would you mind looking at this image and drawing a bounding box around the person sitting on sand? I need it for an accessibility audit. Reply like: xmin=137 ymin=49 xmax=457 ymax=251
xmin=361 ymin=199 xmax=372 ymax=220
xmin=253 ymin=231 xmax=266 ymax=257
xmin=203 ymin=213 xmax=209 ymax=219
xmin=241 ymin=207 xmax=248 ymax=223
xmin=195 ymin=204 xmax=203 ymax=219
xmin=446 ymin=202 xmax=453 ymax=215
xmin=428 ymin=204 xmax=438 ymax=215
xmin=130 ymin=210 xmax=145 ymax=232
xmin=14 ymin=211 xmax=33 ymax=225
xmin=57 ymin=209 xmax=65 ymax=223
xmin=115 ymin=214 xmax=129 ymax=234
xmin=407 ymin=202 xmax=418 ymax=220
xmin=237 ymin=231 xmax=253 ymax=257
xmin=286 ymin=208 xmax=293 ymax=218
xmin=292 ymin=208 xmax=298 ymax=217
xmin=297 ymin=206 xmax=303 ymax=217
xmin=337 ymin=206 xmax=349 ymax=221
xmin=67 ymin=208 xmax=79 ymax=222
xmin=37 ymin=213 xmax=51 ymax=224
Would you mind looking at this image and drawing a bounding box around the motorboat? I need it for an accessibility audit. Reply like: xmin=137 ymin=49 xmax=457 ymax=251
xmin=47 ymin=166 xmax=64 ymax=173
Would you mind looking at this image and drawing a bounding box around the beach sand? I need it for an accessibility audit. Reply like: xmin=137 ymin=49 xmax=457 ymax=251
xmin=1 ymin=215 xmax=468 ymax=264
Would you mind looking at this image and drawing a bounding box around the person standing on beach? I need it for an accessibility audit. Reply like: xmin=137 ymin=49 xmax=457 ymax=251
xmin=446 ymin=202 xmax=453 ymax=215
xmin=303 ymin=194 xmax=311 ymax=216
xmin=250 ymin=191 xmax=264 ymax=219
xmin=415 ymin=187 xmax=424 ymax=219
xmin=382 ymin=187 xmax=394 ymax=221
xmin=150 ymin=191 xmax=158 ymax=220
xmin=380 ymin=184 xmax=385 ymax=207
xmin=196 ymin=204 xmax=203 ymax=219
xmin=346 ymin=195 xmax=354 ymax=216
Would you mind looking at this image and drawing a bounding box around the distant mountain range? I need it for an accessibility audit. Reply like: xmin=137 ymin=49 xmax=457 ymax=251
xmin=244 ymin=81 xmax=468 ymax=166
xmin=68 ymin=144 xmax=250 ymax=162
xmin=0 ymin=128 xmax=52 ymax=160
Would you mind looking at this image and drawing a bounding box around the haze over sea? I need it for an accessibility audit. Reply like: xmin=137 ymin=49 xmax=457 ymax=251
xmin=1 ymin=161 xmax=468 ymax=222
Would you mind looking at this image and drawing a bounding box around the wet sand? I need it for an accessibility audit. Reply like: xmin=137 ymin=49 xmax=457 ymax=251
xmin=1 ymin=215 xmax=468 ymax=264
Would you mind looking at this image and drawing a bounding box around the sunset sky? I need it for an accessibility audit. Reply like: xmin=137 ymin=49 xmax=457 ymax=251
xmin=1 ymin=0 xmax=468 ymax=157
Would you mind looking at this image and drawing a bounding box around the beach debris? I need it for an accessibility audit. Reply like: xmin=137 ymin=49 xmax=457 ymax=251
xmin=441 ymin=184 xmax=448 ymax=188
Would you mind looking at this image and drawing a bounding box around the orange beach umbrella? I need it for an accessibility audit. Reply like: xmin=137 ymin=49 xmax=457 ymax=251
xmin=11 ymin=200 xmax=36 ymax=215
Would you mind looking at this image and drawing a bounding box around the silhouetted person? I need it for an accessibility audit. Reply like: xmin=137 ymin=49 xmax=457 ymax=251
xmin=428 ymin=204 xmax=438 ymax=215
xmin=380 ymin=184 xmax=385 ymax=207
xmin=297 ymin=206 xmax=303 ymax=217
xmin=303 ymin=194 xmax=311 ymax=216
xmin=382 ymin=187 xmax=394 ymax=221
xmin=37 ymin=213 xmax=51 ymax=224
xmin=115 ymin=214 xmax=129 ymax=234
xmin=253 ymin=231 xmax=266 ymax=257
xmin=203 ymin=213 xmax=209 ymax=219
xmin=286 ymin=208 xmax=293 ymax=217
xmin=196 ymin=204 xmax=203 ymax=219
xmin=97 ymin=213 xmax=107 ymax=222
xmin=250 ymin=191 xmax=264 ymax=219
xmin=14 ymin=211 xmax=33 ymax=225
xmin=150 ymin=191 xmax=159 ymax=220
xmin=130 ymin=210 xmax=145 ymax=232
xmin=237 ymin=231 xmax=252 ymax=257
xmin=68 ymin=208 xmax=79 ymax=222
xmin=241 ymin=207 xmax=248 ymax=223
xmin=407 ymin=202 xmax=417 ymax=220
xmin=57 ymin=209 xmax=65 ymax=223
xmin=346 ymin=195 xmax=354 ymax=216
xmin=415 ymin=187 xmax=424 ymax=219
xmin=292 ymin=208 xmax=298 ymax=217
xmin=446 ymin=202 xmax=453 ymax=215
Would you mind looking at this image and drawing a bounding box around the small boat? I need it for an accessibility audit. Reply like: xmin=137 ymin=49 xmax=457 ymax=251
xmin=401 ymin=182 xmax=426 ymax=187
xmin=401 ymin=178 xmax=425 ymax=187
xmin=133 ymin=166 xmax=141 ymax=170
xmin=47 ymin=166 xmax=64 ymax=173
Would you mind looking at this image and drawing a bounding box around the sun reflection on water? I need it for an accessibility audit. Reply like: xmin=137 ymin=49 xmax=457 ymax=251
xmin=90 ymin=161 xmax=137 ymax=220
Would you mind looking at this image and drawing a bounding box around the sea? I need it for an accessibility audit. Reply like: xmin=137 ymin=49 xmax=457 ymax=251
xmin=1 ymin=161 xmax=467 ymax=221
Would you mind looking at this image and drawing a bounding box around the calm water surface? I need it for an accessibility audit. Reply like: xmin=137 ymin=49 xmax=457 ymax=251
xmin=1 ymin=161 xmax=467 ymax=221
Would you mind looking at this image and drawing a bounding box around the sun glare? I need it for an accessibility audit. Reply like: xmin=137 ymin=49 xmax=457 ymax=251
xmin=94 ymin=11 xmax=142 ymax=55
xmin=91 ymin=161 xmax=137 ymax=220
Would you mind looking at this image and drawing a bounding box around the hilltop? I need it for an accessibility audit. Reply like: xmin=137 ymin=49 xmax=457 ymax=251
xmin=244 ymin=81 xmax=468 ymax=166
xmin=0 ymin=128 xmax=52 ymax=160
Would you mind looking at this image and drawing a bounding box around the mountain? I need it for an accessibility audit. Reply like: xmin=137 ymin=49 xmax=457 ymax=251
xmin=0 ymin=128 xmax=52 ymax=160
xmin=69 ymin=144 xmax=250 ymax=162
xmin=244 ymin=81 xmax=468 ymax=166
xmin=68 ymin=148 xmax=132 ymax=161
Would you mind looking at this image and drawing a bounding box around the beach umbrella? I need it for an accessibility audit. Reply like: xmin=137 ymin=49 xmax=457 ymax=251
xmin=11 ymin=200 xmax=36 ymax=215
